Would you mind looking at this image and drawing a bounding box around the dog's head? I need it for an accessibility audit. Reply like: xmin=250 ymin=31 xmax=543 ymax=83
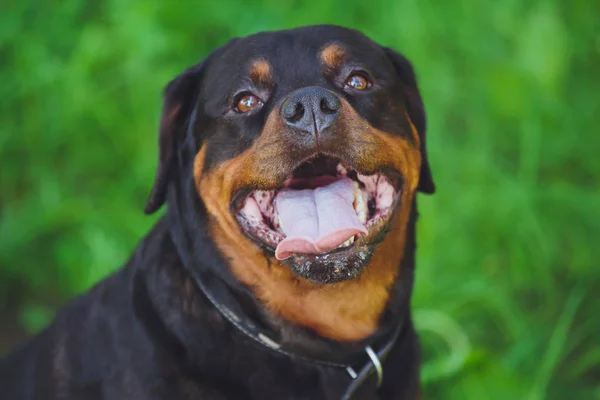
xmin=144 ymin=25 xmax=434 ymax=340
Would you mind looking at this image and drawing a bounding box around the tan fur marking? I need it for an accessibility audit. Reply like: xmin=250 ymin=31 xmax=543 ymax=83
xmin=320 ymin=43 xmax=345 ymax=70
xmin=249 ymin=59 xmax=272 ymax=84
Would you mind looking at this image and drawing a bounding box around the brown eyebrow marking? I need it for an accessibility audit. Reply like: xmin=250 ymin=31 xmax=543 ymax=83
xmin=249 ymin=59 xmax=272 ymax=84
xmin=320 ymin=43 xmax=345 ymax=70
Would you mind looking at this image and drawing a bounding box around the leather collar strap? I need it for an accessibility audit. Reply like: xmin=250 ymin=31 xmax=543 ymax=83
xmin=192 ymin=271 xmax=404 ymax=399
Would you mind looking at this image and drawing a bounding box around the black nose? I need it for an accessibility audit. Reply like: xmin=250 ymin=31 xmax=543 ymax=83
xmin=280 ymin=87 xmax=341 ymax=136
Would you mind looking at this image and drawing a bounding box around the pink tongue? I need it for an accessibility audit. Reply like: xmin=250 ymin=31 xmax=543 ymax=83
xmin=274 ymin=177 xmax=367 ymax=260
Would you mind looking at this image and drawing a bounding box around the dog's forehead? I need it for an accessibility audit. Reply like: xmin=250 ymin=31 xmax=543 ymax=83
xmin=234 ymin=26 xmax=380 ymax=59
xmin=203 ymin=26 xmax=386 ymax=87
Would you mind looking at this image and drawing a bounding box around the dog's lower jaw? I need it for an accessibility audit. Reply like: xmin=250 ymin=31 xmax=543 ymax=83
xmin=203 ymin=188 xmax=415 ymax=342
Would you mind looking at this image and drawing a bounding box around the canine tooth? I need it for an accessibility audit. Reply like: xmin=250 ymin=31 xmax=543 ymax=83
xmin=277 ymin=215 xmax=284 ymax=230
xmin=358 ymin=210 xmax=367 ymax=224
xmin=337 ymin=236 xmax=355 ymax=249
xmin=352 ymin=181 xmax=361 ymax=201
xmin=353 ymin=182 xmax=367 ymax=224
xmin=336 ymin=163 xmax=347 ymax=176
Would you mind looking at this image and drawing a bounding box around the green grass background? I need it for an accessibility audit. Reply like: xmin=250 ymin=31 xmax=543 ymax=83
xmin=1 ymin=1 xmax=598 ymax=398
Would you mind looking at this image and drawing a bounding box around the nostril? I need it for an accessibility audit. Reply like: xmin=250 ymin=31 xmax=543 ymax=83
xmin=288 ymin=103 xmax=305 ymax=123
xmin=320 ymin=96 xmax=341 ymax=115
xmin=282 ymin=101 xmax=305 ymax=123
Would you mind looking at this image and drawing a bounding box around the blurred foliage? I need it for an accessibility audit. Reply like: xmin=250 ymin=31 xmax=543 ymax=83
xmin=1 ymin=0 xmax=599 ymax=398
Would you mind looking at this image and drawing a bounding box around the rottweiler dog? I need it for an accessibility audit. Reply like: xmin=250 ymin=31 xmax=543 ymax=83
xmin=0 ymin=25 xmax=435 ymax=399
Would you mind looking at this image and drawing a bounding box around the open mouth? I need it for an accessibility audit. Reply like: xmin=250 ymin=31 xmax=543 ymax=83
xmin=234 ymin=155 xmax=402 ymax=261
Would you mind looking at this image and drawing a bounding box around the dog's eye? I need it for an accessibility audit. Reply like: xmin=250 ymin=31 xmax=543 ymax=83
xmin=235 ymin=93 xmax=262 ymax=113
xmin=345 ymin=74 xmax=371 ymax=90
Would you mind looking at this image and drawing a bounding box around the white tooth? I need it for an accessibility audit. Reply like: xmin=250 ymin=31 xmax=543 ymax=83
xmin=278 ymin=215 xmax=284 ymax=230
xmin=353 ymin=181 xmax=361 ymax=203
xmin=358 ymin=210 xmax=367 ymax=224
xmin=353 ymin=182 xmax=368 ymax=224
xmin=336 ymin=163 xmax=348 ymax=176
xmin=337 ymin=236 xmax=355 ymax=249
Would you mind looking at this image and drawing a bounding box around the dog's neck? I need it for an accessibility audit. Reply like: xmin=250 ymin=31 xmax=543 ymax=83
xmin=133 ymin=213 xmax=418 ymax=398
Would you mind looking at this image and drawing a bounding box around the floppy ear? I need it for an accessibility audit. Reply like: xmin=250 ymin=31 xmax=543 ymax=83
xmin=144 ymin=62 xmax=205 ymax=214
xmin=384 ymin=48 xmax=435 ymax=194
